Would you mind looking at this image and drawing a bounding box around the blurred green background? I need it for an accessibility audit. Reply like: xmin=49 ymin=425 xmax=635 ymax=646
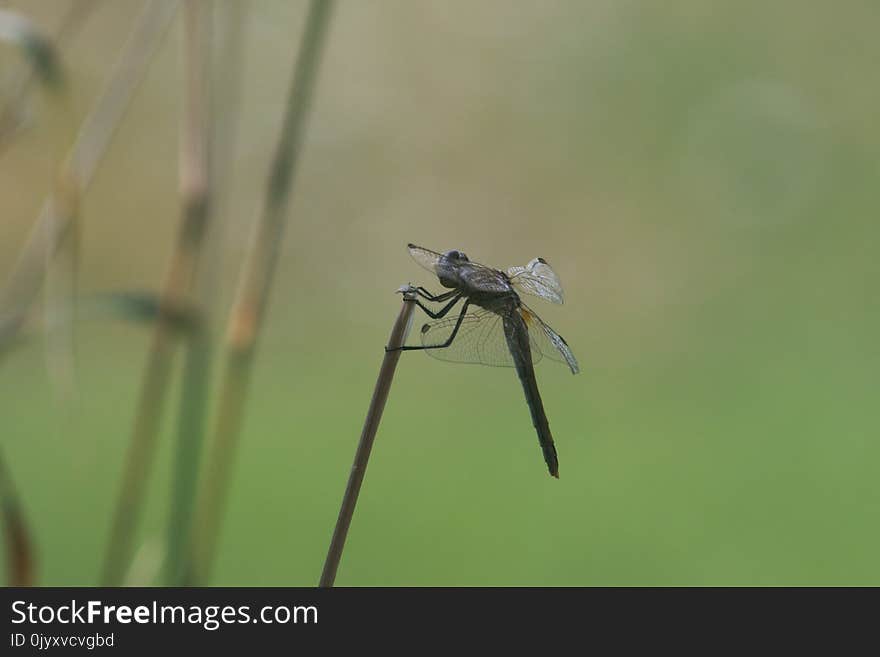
xmin=1 ymin=0 xmax=878 ymax=585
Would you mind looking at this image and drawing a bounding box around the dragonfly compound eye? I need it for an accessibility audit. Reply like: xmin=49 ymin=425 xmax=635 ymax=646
xmin=444 ymin=249 xmax=468 ymax=262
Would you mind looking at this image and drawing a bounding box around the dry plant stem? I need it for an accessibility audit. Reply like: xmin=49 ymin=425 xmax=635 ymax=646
xmin=0 ymin=0 xmax=180 ymax=360
xmin=0 ymin=0 xmax=180 ymax=584
xmin=0 ymin=447 xmax=35 ymax=586
xmin=170 ymin=2 xmax=250 ymax=588
xmin=43 ymin=87 xmax=83 ymax=404
xmin=320 ymin=292 xmax=417 ymax=587
xmin=197 ymin=0 xmax=249 ymax=306
xmin=167 ymin=1 xmax=248 ymax=586
xmin=165 ymin=0 xmax=251 ymax=589
xmin=101 ymin=0 xmax=213 ymax=587
xmin=163 ymin=0 xmax=213 ymax=587
xmin=190 ymin=0 xmax=335 ymax=584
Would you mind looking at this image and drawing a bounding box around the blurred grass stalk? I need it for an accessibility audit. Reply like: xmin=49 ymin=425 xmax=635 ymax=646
xmin=37 ymin=4 xmax=103 ymax=403
xmin=162 ymin=0 xmax=214 ymax=587
xmin=0 ymin=6 xmax=79 ymax=396
xmin=0 ymin=6 xmax=68 ymax=362
xmin=0 ymin=447 xmax=35 ymax=586
xmin=17 ymin=0 xmax=185 ymax=588
xmin=0 ymin=0 xmax=180 ymax=363
xmin=165 ymin=0 xmax=251 ymax=588
xmin=101 ymin=0 xmax=225 ymax=586
xmin=42 ymin=195 xmax=79 ymax=401
xmin=190 ymin=0 xmax=335 ymax=585
xmin=1 ymin=2 xmax=178 ymax=586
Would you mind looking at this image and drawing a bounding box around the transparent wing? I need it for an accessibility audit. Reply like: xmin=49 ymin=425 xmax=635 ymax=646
xmin=507 ymin=257 xmax=565 ymax=304
xmin=407 ymin=243 xmax=442 ymax=275
xmin=418 ymin=307 xmax=542 ymax=368
xmin=459 ymin=262 xmax=514 ymax=294
xmin=520 ymin=305 xmax=580 ymax=374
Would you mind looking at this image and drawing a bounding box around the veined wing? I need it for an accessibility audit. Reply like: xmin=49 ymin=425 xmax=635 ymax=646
xmin=520 ymin=305 xmax=580 ymax=374
xmin=418 ymin=307 xmax=542 ymax=368
xmin=407 ymin=243 xmax=442 ymax=275
xmin=458 ymin=261 xmax=513 ymax=294
xmin=507 ymin=257 xmax=565 ymax=304
xmin=408 ymin=244 xmax=511 ymax=294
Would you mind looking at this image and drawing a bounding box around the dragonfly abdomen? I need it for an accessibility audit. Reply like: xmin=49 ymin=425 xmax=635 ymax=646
xmin=502 ymin=312 xmax=559 ymax=478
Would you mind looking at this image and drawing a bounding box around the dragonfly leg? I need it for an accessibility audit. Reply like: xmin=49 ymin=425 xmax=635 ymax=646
xmin=414 ymin=287 xmax=458 ymax=303
xmin=412 ymin=293 xmax=461 ymax=320
xmin=388 ymin=300 xmax=471 ymax=352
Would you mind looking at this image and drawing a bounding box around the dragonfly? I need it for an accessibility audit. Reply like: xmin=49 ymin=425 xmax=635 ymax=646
xmin=391 ymin=243 xmax=579 ymax=478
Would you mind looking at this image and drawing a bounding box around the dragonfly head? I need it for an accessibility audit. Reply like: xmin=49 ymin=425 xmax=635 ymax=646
xmin=436 ymin=249 xmax=469 ymax=288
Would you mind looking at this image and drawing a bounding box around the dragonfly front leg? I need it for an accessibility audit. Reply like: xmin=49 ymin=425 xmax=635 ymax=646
xmin=389 ymin=300 xmax=471 ymax=352
xmin=413 ymin=293 xmax=461 ymax=320
xmin=414 ymin=287 xmax=458 ymax=303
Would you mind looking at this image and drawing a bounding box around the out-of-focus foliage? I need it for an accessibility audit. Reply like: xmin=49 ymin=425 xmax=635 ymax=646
xmin=1 ymin=0 xmax=878 ymax=585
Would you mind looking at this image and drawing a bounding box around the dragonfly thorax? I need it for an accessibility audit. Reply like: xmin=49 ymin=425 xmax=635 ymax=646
xmin=436 ymin=249 xmax=470 ymax=288
xmin=470 ymin=289 xmax=520 ymax=315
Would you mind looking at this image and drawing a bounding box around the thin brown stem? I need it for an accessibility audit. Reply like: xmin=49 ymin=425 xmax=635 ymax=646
xmin=190 ymin=0 xmax=335 ymax=584
xmin=319 ymin=289 xmax=418 ymax=587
